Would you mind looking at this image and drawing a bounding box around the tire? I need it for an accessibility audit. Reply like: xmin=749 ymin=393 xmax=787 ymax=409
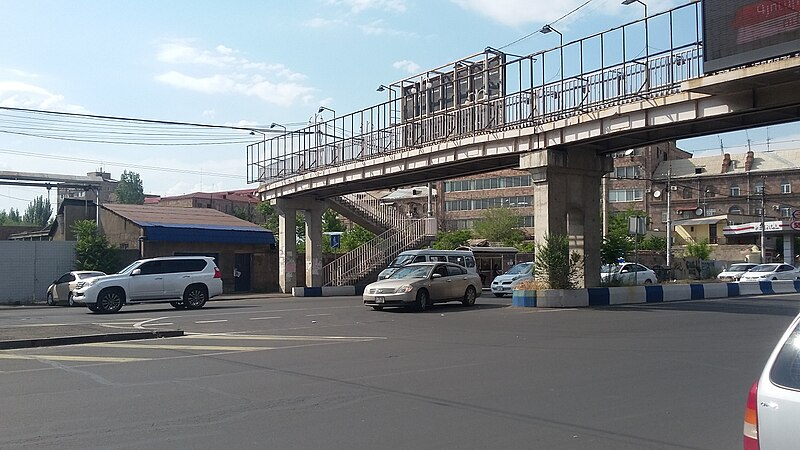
xmin=371 ymin=306 xmax=384 ymax=311
xmin=493 ymin=293 xmax=504 ymax=298
xmin=46 ymin=293 xmax=55 ymax=306
xmin=96 ymin=288 xmax=124 ymax=314
xmin=87 ymin=304 xmax=99 ymax=313
xmin=644 ymin=279 xmax=653 ymax=284
xmin=68 ymin=292 xmax=75 ymax=307
xmin=462 ymin=286 xmax=477 ymax=306
xmin=170 ymin=301 xmax=186 ymax=309
xmin=414 ymin=289 xmax=429 ymax=312
xmin=183 ymin=285 xmax=208 ymax=310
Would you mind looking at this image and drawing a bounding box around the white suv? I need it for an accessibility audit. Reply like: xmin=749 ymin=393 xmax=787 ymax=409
xmin=73 ymin=256 xmax=223 ymax=314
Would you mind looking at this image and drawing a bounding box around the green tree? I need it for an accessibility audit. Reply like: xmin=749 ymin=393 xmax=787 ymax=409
xmin=640 ymin=235 xmax=667 ymax=252
xmin=473 ymin=207 xmax=525 ymax=246
xmin=433 ymin=229 xmax=472 ymax=249
xmin=72 ymin=220 xmax=118 ymax=273
xmin=601 ymin=210 xmax=643 ymax=265
xmin=8 ymin=207 xmax=21 ymax=224
xmin=322 ymin=209 xmax=345 ymax=232
xmin=340 ymin=225 xmax=375 ymax=252
xmin=257 ymin=202 xmax=279 ymax=231
xmin=684 ymin=239 xmax=712 ymax=260
xmin=534 ymin=233 xmax=583 ymax=290
xmin=115 ymin=170 xmax=145 ymax=204
xmin=22 ymin=195 xmax=52 ymax=227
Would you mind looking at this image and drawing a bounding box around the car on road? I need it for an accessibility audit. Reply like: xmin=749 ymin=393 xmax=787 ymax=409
xmin=363 ymin=261 xmax=482 ymax=311
xmin=738 ymin=263 xmax=800 ymax=282
xmin=72 ymin=256 xmax=223 ymax=313
xmin=46 ymin=271 xmax=106 ymax=306
xmin=717 ymin=263 xmax=759 ymax=282
xmin=743 ymin=312 xmax=800 ymax=449
xmin=600 ymin=263 xmax=657 ymax=285
xmin=490 ymin=262 xmax=533 ymax=297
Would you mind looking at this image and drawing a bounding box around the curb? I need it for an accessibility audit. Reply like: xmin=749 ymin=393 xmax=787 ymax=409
xmin=0 ymin=329 xmax=184 ymax=350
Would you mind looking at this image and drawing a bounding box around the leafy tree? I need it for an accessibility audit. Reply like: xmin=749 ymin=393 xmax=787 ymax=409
xmin=433 ymin=229 xmax=472 ymax=250
xmin=257 ymin=202 xmax=279 ymax=231
xmin=534 ymin=233 xmax=583 ymax=290
xmin=115 ymin=170 xmax=145 ymax=204
xmin=72 ymin=220 xmax=118 ymax=273
xmin=473 ymin=207 xmax=525 ymax=246
xmin=640 ymin=235 xmax=667 ymax=252
xmin=684 ymin=239 xmax=712 ymax=260
xmin=340 ymin=225 xmax=375 ymax=252
xmin=8 ymin=207 xmax=21 ymax=224
xmin=22 ymin=196 xmax=52 ymax=227
xmin=322 ymin=209 xmax=345 ymax=232
xmin=601 ymin=209 xmax=644 ymax=265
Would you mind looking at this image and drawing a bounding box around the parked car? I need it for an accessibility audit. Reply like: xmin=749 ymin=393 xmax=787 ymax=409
xmin=743 ymin=312 xmax=800 ymax=449
xmin=717 ymin=263 xmax=759 ymax=282
xmin=72 ymin=256 xmax=223 ymax=313
xmin=738 ymin=263 xmax=800 ymax=282
xmin=600 ymin=263 xmax=657 ymax=285
xmin=490 ymin=262 xmax=534 ymax=297
xmin=378 ymin=249 xmax=477 ymax=280
xmin=46 ymin=271 xmax=106 ymax=306
xmin=363 ymin=262 xmax=482 ymax=311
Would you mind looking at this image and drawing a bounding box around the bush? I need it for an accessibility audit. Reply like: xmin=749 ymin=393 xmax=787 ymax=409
xmin=533 ymin=233 xmax=583 ymax=290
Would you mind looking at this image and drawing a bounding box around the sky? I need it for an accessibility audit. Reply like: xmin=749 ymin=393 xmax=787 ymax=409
xmin=1 ymin=0 xmax=798 ymax=214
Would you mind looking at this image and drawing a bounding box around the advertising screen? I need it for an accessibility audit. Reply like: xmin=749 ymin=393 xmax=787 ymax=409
xmin=703 ymin=0 xmax=800 ymax=72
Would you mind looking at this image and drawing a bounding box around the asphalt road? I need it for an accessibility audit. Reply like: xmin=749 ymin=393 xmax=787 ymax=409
xmin=1 ymin=293 xmax=798 ymax=449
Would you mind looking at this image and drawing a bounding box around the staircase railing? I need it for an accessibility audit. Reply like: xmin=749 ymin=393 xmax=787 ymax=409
xmin=337 ymin=192 xmax=410 ymax=230
xmin=323 ymin=217 xmax=436 ymax=286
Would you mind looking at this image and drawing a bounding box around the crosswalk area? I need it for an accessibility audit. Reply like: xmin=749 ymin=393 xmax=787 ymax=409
xmin=0 ymin=332 xmax=387 ymax=370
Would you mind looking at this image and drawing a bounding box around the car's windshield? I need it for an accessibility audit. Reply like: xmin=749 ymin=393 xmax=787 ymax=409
xmin=601 ymin=264 xmax=622 ymax=274
xmin=388 ymin=265 xmax=432 ymax=279
xmin=117 ymin=262 xmax=140 ymax=275
xmin=506 ymin=263 xmax=532 ymax=275
xmin=388 ymin=254 xmax=416 ymax=268
xmin=728 ymin=264 xmax=754 ymax=272
xmin=750 ymin=264 xmax=778 ymax=273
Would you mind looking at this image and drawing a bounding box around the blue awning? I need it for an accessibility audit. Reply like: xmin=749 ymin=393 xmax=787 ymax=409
xmin=141 ymin=223 xmax=275 ymax=245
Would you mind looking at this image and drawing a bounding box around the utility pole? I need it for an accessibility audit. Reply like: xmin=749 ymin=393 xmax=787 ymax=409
xmin=760 ymin=179 xmax=766 ymax=262
xmin=666 ymin=163 xmax=672 ymax=269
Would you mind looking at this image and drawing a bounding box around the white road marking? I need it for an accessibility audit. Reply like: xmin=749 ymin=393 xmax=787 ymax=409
xmin=250 ymin=316 xmax=281 ymax=320
xmin=0 ymin=354 xmax=148 ymax=363
xmin=133 ymin=317 xmax=170 ymax=329
xmin=184 ymin=333 xmax=386 ymax=341
xmin=194 ymin=320 xmax=228 ymax=324
xmin=81 ymin=342 xmax=271 ymax=351
xmin=305 ymin=313 xmax=332 ymax=317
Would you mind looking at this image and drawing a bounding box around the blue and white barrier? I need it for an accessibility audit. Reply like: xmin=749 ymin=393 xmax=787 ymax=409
xmin=292 ymin=286 xmax=356 ymax=297
xmin=512 ymin=280 xmax=800 ymax=307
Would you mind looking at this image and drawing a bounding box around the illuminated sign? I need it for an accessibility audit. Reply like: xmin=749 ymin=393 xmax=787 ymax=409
xmin=703 ymin=0 xmax=800 ymax=72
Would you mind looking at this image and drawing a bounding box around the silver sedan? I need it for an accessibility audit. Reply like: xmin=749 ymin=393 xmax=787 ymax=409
xmin=363 ymin=262 xmax=482 ymax=311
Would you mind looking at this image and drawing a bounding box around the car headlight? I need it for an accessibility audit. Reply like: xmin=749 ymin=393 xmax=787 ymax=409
xmin=395 ymin=285 xmax=413 ymax=294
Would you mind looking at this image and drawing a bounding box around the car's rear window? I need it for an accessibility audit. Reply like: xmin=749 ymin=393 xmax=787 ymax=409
xmin=769 ymin=321 xmax=800 ymax=391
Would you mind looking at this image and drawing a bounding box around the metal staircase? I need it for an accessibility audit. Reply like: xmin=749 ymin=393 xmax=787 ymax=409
xmin=327 ymin=193 xmax=404 ymax=235
xmin=322 ymin=216 xmax=437 ymax=287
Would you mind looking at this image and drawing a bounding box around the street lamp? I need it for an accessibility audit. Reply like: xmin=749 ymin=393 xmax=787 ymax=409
xmin=249 ymin=130 xmax=266 ymax=142
xmin=539 ymin=24 xmax=564 ymax=111
xmin=270 ymin=122 xmax=287 ymax=132
xmin=622 ymin=0 xmax=649 ymax=92
xmin=318 ymin=106 xmax=336 ymax=118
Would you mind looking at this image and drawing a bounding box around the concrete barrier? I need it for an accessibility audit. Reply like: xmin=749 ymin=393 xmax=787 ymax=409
xmin=292 ymin=286 xmax=357 ymax=297
xmin=516 ymin=281 xmax=800 ymax=308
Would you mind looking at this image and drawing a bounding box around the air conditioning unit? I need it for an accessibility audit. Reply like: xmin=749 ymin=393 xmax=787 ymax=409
xmin=670 ymin=186 xmax=678 ymax=191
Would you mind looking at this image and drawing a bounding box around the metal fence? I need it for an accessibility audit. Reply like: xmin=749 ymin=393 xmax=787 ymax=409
xmin=248 ymin=2 xmax=703 ymax=185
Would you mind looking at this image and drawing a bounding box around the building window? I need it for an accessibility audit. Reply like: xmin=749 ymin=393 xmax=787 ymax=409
xmin=609 ymin=189 xmax=643 ymax=203
xmin=781 ymin=181 xmax=791 ymax=194
xmin=614 ymin=166 xmax=641 ymax=179
xmin=781 ymin=207 xmax=791 ymax=217
xmin=755 ymin=183 xmax=765 ymax=194
xmin=729 ymin=206 xmax=742 ymax=214
xmin=730 ymin=185 xmax=740 ymax=196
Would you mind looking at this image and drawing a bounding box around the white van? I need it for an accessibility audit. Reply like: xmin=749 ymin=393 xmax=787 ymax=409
xmin=379 ymin=249 xmax=477 ymax=279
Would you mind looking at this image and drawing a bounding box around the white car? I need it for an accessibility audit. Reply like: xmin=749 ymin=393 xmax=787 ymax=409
xmin=717 ymin=263 xmax=758 ymax=282
xmin=72 ymin=256 xmax=223 ymax=313
xmin=738 ymin=263 xmax=800 ymax=282
xmin=743 ymin=312 xmax=800 ymax=449
xmin=46 ymin=270 xmax=106 ymax=306
xmin=600 ymin=263 xmax=657 ymax=285
xmin=490 ymin=262 xmax=534 ymax=297
xmin=363 ymin=262 xmax=482 ymax=311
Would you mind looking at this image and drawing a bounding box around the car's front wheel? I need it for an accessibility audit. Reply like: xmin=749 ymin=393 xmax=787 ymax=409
xmin=46 ymin=293 xmax=55 ymax=306
xmin=95 ymin=288 xmax=124 ymax=314
xmin=184 ymin=285 xmax=208 ymax=310
xmin=462 ymin=286 xmax=477 ymax=306
xmin=371 ymin=306 xmax=383 ymax=311
xmin=415 ymin=289 xmax=429 ymax=312
xmin=68 ymin=292 xmax=75 ymax=307
xmin=170 ymin=301 xmax=186 ymax=309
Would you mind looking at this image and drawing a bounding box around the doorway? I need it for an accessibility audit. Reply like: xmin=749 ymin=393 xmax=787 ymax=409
xmin=234 ymin=253 xmax=252 ymax=292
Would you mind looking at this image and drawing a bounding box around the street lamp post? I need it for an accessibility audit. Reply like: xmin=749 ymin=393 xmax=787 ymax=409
xmin=318 ymin=106 xmax=336 ymax=118
xmin=539 ymin=24 xmax=564 ymax=111
xmin=270 ymin=122 xmax=287 ymax=133
xmin=622 ymin=0 xmax=649 ymax=92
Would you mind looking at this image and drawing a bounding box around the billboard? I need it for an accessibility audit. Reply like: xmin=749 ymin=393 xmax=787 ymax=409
xmin=703 ymin=0 xmax=800 ymax=73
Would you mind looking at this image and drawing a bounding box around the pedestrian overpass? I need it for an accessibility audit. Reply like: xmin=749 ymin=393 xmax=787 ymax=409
xmin=248 ymin=2 xmax=800 ymax=293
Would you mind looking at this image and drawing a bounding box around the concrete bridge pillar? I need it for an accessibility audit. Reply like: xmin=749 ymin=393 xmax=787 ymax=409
xmin=304 ymin=202 xmax=326 ymax=288
xmin=783 ymin=232 xmax=796 ymax=264
xmin=521 ymin=148 xmax=612 ymax=288
xmin=275 ymin=198 xmax=298 ymax=293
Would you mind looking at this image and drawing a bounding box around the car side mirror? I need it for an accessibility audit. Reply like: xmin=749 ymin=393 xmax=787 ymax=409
xmin=131 ymin=268 xmax=142 ymax=276
xmin=432 ymin=273 xmax=442 ymax=279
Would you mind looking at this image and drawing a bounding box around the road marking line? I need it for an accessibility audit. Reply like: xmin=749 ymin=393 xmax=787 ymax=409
xmin=250 ymin=316 xmax=281 ymax=320
xmin=194 ymin=320 xmax=228 ymax=324
xmin=184 ymin=333 xmax=387 ymax=341
xmin=0 ymin=354 xmax=148 ymax=363
xmin=134 ymin=317 xmax=170 ymax=329
xmin=143 ymin=322 xmax=174 ymax=326
xmin=81 ymin=343 xmax=271 ymax=351
xmin=305 ymin=313 xmax=332 ymax=317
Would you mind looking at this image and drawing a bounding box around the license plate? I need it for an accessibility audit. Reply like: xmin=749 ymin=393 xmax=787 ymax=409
xmin=375 ymin=297 xmax=385 ymax=303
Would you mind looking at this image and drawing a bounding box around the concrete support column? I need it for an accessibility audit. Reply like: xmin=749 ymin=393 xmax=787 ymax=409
xmin=521 ymin=148 xmax=612 ymax=288
xmin=275 ymin=198 xmax=297 ymax=294
xmin=783 ymin=232 xmax=795 ymax=264
xmin=304 ymin=203 xmax=326 ymax=288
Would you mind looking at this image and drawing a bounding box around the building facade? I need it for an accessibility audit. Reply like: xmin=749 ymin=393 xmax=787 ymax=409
xmin=146 ymin=189 xmax=267 ymax=224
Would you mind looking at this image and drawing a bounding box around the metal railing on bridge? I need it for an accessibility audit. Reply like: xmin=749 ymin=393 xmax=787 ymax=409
xmin=248 ymin=2 xmax=703 ymax=184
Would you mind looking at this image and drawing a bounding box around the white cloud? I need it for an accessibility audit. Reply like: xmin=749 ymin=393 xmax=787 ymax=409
xmin=359 ymin=19 xmax=417 ymax=37
xmin=154 ymin=40 xmax=316 ymax=107
xmin=393 ymin=60 xmax=421 ymax=74
xmin=304 ymin=17 xmax=347 ymax=28
xmin=202 ymin=109 xmax=216 ymax=119
xmin=0 ymin=81 xmax=88 ymax=113
xmin=326 ymin=0 xmax=407 ymax=13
